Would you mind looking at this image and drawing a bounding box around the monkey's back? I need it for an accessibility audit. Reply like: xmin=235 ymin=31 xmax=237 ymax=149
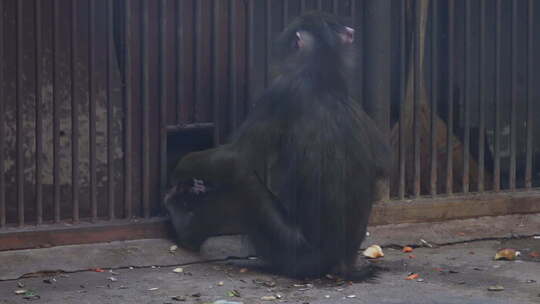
xmin=248 ymin=90 xmax=389 ymax=271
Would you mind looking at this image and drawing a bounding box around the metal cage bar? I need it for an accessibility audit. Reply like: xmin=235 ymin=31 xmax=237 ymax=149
xmin=71 ymin=0 xmax=80 ymax=223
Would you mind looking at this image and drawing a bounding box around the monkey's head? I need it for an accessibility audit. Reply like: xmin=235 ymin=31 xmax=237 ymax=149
xmin=164 ymin=179 xmax=248 ymax=251
xmin=274 ymin=11 xmax=355 ymax=69
xmin=164 ymin=178 xmax=214 ymax=251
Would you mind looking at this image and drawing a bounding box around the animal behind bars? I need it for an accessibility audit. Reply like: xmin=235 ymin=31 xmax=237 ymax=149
xmin=164 ymin=11 xmax=391 ymax=280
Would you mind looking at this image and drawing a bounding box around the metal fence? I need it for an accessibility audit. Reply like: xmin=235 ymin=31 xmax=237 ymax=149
xmin=0 ymin=0 xmax=538 ymax=242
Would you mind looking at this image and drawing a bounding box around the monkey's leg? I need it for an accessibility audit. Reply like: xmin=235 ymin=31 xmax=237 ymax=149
xmin=243 ymin=178 xmax=344 ymax=277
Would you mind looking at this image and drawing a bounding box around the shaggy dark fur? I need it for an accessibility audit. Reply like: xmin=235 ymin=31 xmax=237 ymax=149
xmin=165 ymin=12 xmax=391 ymax=280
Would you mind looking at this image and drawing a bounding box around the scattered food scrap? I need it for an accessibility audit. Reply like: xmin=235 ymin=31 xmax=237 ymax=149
xmin=488 ymin=285 xmax=505 ymax=291
xmin=495 ymin=248 xmax=518 ymax=261
xmin=402 ymin=246 xmax=414 ymax=253
xmin=227 ymin=289 xmax=241 ymax=297
xmin=363 ymin=245 xmax=384 ymax=259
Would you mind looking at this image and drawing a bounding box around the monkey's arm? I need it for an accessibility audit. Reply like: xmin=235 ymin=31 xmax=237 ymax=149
xmin=170 ymin=144 xmax=244 ymax=185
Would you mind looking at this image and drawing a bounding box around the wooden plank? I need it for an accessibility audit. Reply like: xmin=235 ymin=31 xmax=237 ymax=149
xmin=0 ymin=219 xmax=169 ymax=251
xmin=1 ymin=192 xmax=539 ymax=250
xmin=371 ymin=191 xmax=540 ymax=225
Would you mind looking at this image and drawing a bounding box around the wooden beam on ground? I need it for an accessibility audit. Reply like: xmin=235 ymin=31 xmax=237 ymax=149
xmin=370 ymin=191 xmax=540 ymax=225
xmin=0 ymin=218 xmax=170 ymax=251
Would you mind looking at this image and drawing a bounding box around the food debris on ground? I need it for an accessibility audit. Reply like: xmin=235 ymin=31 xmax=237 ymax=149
xmin=363 ymin=245 xmax=384 ymax=259
xmin=402 ymin=246 xmax=414 ymax=253
xmin=494 ymin=248 xmax=518 ymax=261
xmin=488 ymin=285 xmax=505 ymax=291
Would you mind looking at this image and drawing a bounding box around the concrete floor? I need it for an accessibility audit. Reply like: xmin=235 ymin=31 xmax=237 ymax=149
xmin=0 ymin=214 xmax=539 ymax=304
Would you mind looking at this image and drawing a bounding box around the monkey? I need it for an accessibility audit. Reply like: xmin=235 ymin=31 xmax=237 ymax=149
xmin=165 ymin=11 xmax=392 ymax=280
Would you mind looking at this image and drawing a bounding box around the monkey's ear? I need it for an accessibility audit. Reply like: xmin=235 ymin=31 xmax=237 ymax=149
xmin=295 ymin=31 xmax=305 ymax=49
xmin=340 ymin=27 xmax=355 ymax=44
xmin=295 ymin=31 xmax=314 ymax=50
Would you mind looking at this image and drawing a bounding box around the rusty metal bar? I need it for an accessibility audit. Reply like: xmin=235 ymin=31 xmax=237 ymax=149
xmin=462 ymin=0 xmax=471 ymax=194
xmin=478 ymin=0 xmax=486 ymax=192
xmin=16 ymin=0 xmax=24 ymax=226
xmin=35 ymin=0 xmax=43 ymax=225
xmin=124 ymin=0 xmax=133 ymax=219
xmin=493 ymin=0 xmax=502 ymax=192
xmin=159 ymin=0 xmax=168 ymax=212
xmin=89 ymin=0 xmax=97 ymax=220
xmin=398 ymin=0 xmax=406 ymax=199
xmin=509 ymin=0 xmax=518 ymax=191
xmin=413 ymin=6 xmax=420 ymax=198
xmin=446 ymin=0 xmax=455 ymax=195
xmin=430 ymin=0 xmax=438 ymax=196
xmin=525 ymin=0 xmax=534 ymax=189
xmin=229 ymin=0 xmax=238 ymax=130
xmin=0 ymin=0 xmax=5 ymax=227
xmin=71 ymin=0 xmax=80 ymax=223
xmin=141 ymin=0 xmax=150 ymax=218
xmin=52 ymin=0 xmax=61 ymax=223
xmin=107 ymin=0 xmax=115 ymax=219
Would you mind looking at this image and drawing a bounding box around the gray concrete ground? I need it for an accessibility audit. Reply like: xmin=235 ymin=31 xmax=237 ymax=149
xmin=0 ymin=214 xmax=539 ymax=304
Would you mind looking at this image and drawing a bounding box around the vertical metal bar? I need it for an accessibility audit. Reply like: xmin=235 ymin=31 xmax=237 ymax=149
xmin=176 ymin=0 xmax=184 ymax=124
xmin=509 ymin=0 xmax=518 ymax=191
xmin=413 ymin=4 xmax=420 ymax=198
xmin=266 ymin=0 xmax=272 ymax=86
xmin=53 ymin=0 xmax=61 ymax=223
xmin=16 ymin=0 xmax=24 ymax=226
xmin=300 ymin=0 xmax=306 ymax=13
xmin=124 ymin=0 xmax=133 ymax=219
xmin=358 ymin=0 xmax=364 ymax=120
xmin=71 ymin=0 xmax=80 ymax=223
xmin=446 ymin=0 xmax=454 ymax=195
xmin=159 ymin=0 xmax=168 ymax=213
xmin=230 ymin=0 xmax=238 ymax=130
xmin=493 ymin=0 xmax=502 ymax=192
xmin=317 ymin=0 xmax=323 ymax=10
xmin=462 ymin=0 xmax=471 ymax=193
xmin=430 ymin=0 xmax=438 ymax=196
xmin=332 ymin=0 xmax=339 ymax=15
xmin=398 ymin=0 xmax=406 ymax=199
xmin=194 ymin=0 xmax=201 ymax=121
xmin=0 ymin=0 xmax=5 ymax=227
xmin=210 ymin=1 xmax=218 ymax=147
xmin=283 ymin=0 xmax=289 ymax=27
xmin=107 ymin=0 xmax=115 ymax=219
xmin=141 ymin=0 xmax=150 ymax=218
xmin=478 ymin=0 xmax=486 ymax=192
xmin=89 ymin=0 xmax=97 ymax=220
xmin=350 ymin=0 xmax=356 ymax=29
xmin=35 ymin=0 xmax=43 ymax=224
xmin=247 ymin=0 xmax=255 ymax=109
xmin=525 ymin=0 xmax=534 ymax=189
